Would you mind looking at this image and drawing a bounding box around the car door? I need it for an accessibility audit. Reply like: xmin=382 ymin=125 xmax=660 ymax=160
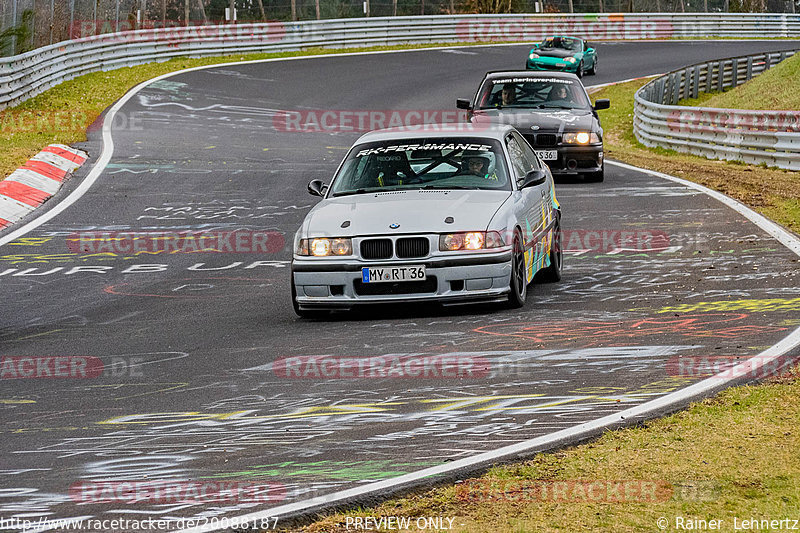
xmin=506 ymin=132 xmax=550 ymax=283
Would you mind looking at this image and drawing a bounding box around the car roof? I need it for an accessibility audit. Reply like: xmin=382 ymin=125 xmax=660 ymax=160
xmin=354 ymin=123 xmax=516 ymax=144
xmin=483 ymin=70 xmax=581 ymax=82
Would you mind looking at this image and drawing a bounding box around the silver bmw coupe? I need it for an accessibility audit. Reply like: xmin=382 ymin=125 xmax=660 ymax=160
xmin=291 ymin=124 xmax=562 ymax=317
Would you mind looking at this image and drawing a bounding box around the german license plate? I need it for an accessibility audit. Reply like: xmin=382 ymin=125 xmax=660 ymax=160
xmin=362 ymin=265 xmax=426 ymax=283
xmin=536 ymin=150 xmax=557 ymax=161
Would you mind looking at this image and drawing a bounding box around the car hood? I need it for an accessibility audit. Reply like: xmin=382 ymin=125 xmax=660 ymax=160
xmin=471 ymin=108 xmax=597 ymax=133
xmin=532 ymin=49 xmax=580 ymax=59
xmin=304 ymin=189 xmax=511 ymax=237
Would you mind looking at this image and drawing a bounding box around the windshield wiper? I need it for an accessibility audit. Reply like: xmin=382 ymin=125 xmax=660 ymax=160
xmin=332 ymin=188 xmax=368 ymax=197
xmin=421 ymin=185 xmax=481 ymax=190
xmin=534 ymin=104 xmax=576 ymax=109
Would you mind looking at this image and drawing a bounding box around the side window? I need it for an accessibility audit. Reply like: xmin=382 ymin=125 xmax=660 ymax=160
xmin=512 ymin=132 xmax=543 ymax=171
xmin=505 ymin=136 xmax=530 ymax=183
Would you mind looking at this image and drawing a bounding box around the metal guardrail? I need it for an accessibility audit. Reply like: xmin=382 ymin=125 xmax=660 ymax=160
xmin=634 ymin=50 xmax=800 ymax=171
xmin=2 ymin=13 xmax=800 ymax=110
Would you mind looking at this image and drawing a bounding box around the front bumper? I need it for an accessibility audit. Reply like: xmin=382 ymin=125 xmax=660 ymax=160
xmin=534 ymin=144 xmax=603 ymax=175
xmin=526 ymin=60 xmax=578 ymax=73
xmin=292 ymin=251 xmax=513 ymax=310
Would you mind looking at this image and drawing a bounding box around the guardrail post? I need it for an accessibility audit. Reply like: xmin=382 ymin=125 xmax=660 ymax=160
xmin=671 ymin=72 xmax=681 ymax=105
xmin=692 ymin=66 xmax=700 ymax=99
xmin=682 ymin=67 xmax=691 ymax=100
xmin=703 ymin=62 xmax=712 ymax=93
xmin=716 ymin=61 xmax=724 ymax=92
xmin=731 ymin=58 xmax=739 ymax=88
xmin=745 ymin=56 xmax=753 ymax=80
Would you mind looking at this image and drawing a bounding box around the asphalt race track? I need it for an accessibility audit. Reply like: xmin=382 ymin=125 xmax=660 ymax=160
xmin=1 ymin=40 xmax=800 ymax=532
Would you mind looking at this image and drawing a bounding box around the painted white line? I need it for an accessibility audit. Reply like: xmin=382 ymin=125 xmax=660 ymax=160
xmin=175 ymin=166 xmax=800 ymax=532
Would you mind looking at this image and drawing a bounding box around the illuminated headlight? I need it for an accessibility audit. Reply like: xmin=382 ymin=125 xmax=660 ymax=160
xmin=565 ymin=57 xmax=577 ymax=63
xmin=296 ymin=237 xmax=352 ymax=256
xmin=439 ymin=231 xmax=505 ymax=251
xmin=529 ymin=53 xmax=540 ymax=59
xmin=563 ymin=132 xmax=600 ymax=144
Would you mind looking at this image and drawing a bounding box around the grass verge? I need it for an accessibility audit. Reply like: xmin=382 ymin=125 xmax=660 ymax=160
xmin=298 ymin=368 xmax=800 ymax=533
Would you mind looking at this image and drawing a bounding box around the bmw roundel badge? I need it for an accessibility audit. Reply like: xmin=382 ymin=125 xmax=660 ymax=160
xmin=389 ymin=223 xmax=400 ymax=229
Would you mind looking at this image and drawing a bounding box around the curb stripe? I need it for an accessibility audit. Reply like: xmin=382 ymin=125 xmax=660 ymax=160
xmin=0 ymin=194 xmax=34 ymax=222
xmin=7 ymin=169 xmax=62 ymax=195
xmin=0 ymin=143 xmax=87 ymax=231
xmin=31 ymin=151 xmax=81 ymax=172
xmin=0 ymin=181 xmax=51 ymax=207
xmin=22 ymin=160 xmax=68 ymax=181
xmin=42 ymin=144 xmax=87 ymax=165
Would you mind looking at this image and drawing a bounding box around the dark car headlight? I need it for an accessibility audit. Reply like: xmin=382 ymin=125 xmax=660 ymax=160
xmin=563 ymin=132 xmax=600 ymax=144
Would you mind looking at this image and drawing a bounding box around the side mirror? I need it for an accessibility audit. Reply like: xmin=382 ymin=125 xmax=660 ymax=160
xmin=456 ymin=98 xmax=471 ymax=110
xmin=586 ymin=47 xmax=595 ymax=54
xmin=593 ymin=99 xmax=610 ymax=110
xmin=307 ymin=179 xmax=327 ymax=197
xmin=520 ymin=169 xmax=547 ymax=189
xmin=533 ymin=43 xmax=540 ymax=49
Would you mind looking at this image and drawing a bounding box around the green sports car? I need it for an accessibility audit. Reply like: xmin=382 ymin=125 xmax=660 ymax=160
xmin=526 ymin=36 xmax=597 ymax=78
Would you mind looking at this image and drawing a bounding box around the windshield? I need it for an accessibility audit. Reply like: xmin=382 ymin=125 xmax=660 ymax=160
xmin=329 ymin=137 xmax=511 ymax=196
xmin=477 ymin=77 xmax=592 ymax=110
xmin=540 ymin=36 xmax=582 ymax=52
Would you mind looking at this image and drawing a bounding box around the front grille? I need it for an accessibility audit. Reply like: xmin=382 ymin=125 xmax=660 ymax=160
xmin=360 ymin=239 xmax=393 ymax=260
xmin=535 ymin=134 xmax=558 ymax=147
xmin=395 ymin=237 xmax=429 ymax=258
xmin=354 ymin=276 xmax=438 ymax=296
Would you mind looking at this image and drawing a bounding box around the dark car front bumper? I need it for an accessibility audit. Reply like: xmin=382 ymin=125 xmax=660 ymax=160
xmin=522 ymin=134 xmax=603 ymax=174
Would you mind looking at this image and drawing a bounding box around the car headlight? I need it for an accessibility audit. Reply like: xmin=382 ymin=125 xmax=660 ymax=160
xmin=565 ymin=57 xmax=577 ymax=63
xmin=529 ymin=53 xmax=539 ymax=59
xmin=296 ymin=237 xmax=352 ymax=256
xmin=439 ymin=231 xmax=505 ymax=252
xmin=563 ymin=132 xmax=600 ymax=144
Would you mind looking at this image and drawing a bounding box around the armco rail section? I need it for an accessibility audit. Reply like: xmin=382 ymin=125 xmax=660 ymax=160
xmin=2 ymin=13 xmax=800 ymax=110
xmin=634 ymin=50 xmax=800 ymax=170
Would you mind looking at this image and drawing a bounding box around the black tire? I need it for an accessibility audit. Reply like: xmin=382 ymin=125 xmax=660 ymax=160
xmin=507 ymin=232 xmax=528 ymax=309
xmin=291 ymin=276 xmax=328 ymax=319
xmin=585 ymin=166 xmax=604 ymax=183
xmin=588 ymin=56 xmax=597 ymax=75
xmin=537 ymin=216 xmax=563 ymax=283
xmin=576 ymin=62 xmax=584 ymax=78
